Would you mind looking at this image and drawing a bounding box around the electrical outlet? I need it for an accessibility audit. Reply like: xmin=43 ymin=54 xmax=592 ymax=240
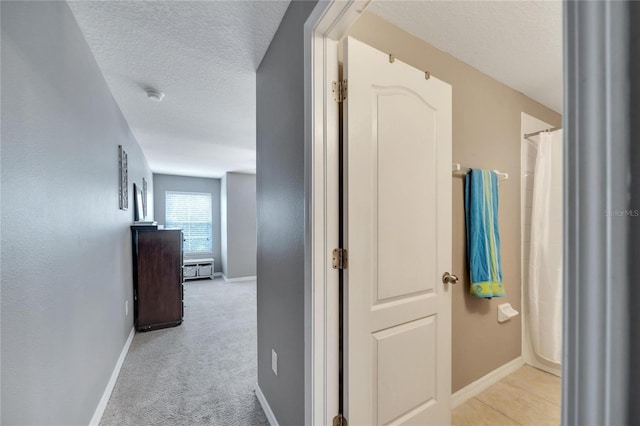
xmin=125 ymin=300 xmax=129 ymax=316
xmin=272 ymin=349 xmax=278 ymax=376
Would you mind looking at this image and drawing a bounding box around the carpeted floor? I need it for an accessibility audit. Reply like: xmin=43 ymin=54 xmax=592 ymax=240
xmin=100 ymin=278 xmax=268 ymax=426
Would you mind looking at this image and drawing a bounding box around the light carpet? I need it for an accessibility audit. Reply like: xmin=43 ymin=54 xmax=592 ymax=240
xmin=100 ymin=278 xmax=268 ymax=426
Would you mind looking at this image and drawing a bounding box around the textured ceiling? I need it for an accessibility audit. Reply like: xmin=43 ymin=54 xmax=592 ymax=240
xmin=367 ymin=0 xmax=563 ymax=113
xmin=69 ymin=1 xmax=290 ymax=178
xmin=70 ymin=1 xmax=561 ymax=178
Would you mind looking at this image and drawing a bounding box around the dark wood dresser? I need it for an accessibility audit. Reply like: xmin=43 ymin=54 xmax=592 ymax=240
xmin=131 ymin=227 xmax=183 ymax=331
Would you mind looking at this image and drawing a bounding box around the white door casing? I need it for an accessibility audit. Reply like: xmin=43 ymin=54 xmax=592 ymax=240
xmin=303 ymin=2 xmax=370 ymax=423
xmin=344 ymin=37 xmax=453 ymax=425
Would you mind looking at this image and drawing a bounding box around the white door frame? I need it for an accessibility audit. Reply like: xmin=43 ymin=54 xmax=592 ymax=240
xmin=303 ymin=1 xmax=370 ymax=424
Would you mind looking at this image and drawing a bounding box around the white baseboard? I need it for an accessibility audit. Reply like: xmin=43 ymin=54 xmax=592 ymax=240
xmin=89 ymin=327 xmax=135 ymax=426
xmin=222 ymin=274 xmax=257 ymax=283
xmin=214 ymin=272 xmax=223 ymax=277
xmin=451 ymin=356 xmax=525 ymax=408
xmin=255 ymin=384 xmax=279 ymax=426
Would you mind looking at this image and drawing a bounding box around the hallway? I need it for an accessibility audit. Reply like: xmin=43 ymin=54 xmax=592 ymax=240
xmin=101 ymin=279 xmax=267 ymax=426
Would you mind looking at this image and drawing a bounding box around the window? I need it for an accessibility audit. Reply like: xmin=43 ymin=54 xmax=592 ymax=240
xmin=165 ymin=191 xmax=212 ymax=253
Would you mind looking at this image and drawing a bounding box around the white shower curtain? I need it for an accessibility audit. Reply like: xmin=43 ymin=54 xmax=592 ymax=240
xmin=528 ymin=130 xmax=563 ymax=364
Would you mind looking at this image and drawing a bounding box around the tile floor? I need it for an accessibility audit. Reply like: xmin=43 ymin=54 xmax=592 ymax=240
xmin=452 ymin=365 xmax=561 ymax=426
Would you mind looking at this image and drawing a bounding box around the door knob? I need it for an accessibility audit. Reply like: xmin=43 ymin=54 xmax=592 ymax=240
xmin=442 ymin=272 xmax=459 ymax=284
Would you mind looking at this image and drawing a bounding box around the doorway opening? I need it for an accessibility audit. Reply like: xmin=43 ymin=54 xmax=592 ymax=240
xmin=307 ymin=1 xmax=566 ymax=425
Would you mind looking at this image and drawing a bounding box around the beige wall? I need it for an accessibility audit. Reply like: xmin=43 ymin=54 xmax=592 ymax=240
xmin=348 ymin=12 xmax=561 ymax=392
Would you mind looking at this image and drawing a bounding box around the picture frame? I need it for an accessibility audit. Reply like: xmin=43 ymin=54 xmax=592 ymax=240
xmin=118 ymin=145 xmax=128 ymax=210
xmin=142 ymin=177 xmax=148 ymax=219
xmin=134 ymin=183 xmax=144 ymax=221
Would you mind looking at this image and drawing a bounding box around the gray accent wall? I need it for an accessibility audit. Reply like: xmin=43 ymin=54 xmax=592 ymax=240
xmin=630 ymin=2 xmax=640 ymax=422
xmin=220 ymin=172 xmax=256 ymax=279
xmin=153 ymin=174 xmax=222 ymax=272
xmin=1 ymin=2 xmax=153 ymax=424
xmin=563 ymin=1 xmax=632 ymax=424
xmin=256 ymin=1 xmax=317 ymax=424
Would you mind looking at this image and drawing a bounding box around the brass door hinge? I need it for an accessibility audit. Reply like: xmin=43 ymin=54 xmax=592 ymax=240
xmin=333 ymin=414 xmax=348 ymax=426
xmin=332 ymin=80 xmax=347 ymax=103
xmin=332 ymin=248 xmax=348 ymax=270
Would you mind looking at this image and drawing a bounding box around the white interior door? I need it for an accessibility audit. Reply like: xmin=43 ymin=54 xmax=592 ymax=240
xmin=344 ymin=36 xmax=452 ymax=426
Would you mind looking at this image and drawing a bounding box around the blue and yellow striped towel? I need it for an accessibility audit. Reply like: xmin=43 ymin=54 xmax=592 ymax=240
xmin=464 ymin=169 xmax=505 ymax=299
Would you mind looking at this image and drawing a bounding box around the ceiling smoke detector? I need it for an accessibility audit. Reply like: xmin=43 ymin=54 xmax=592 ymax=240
xmin=145 ymin=88 xmax=165 ymax=102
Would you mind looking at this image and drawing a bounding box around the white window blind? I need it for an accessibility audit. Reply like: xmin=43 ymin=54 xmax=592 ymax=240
xmin=165 ymin=191 xmax=212 ymax=253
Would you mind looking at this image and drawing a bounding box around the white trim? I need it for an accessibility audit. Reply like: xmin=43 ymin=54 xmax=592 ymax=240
xmin=304 ymin=2 xmax=371 ymax=424
xmin=221 ymin=274 xmax=256 ymax=283
xmin=450 ymin=357 xmax=525 ymax=409
xmin=214 ymin=272 xmax=223 ymax=277
xmin=89 ymin=327 xmax=135 ymax=426
xmin=255 ymin=384 xmax=280 ymax=426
